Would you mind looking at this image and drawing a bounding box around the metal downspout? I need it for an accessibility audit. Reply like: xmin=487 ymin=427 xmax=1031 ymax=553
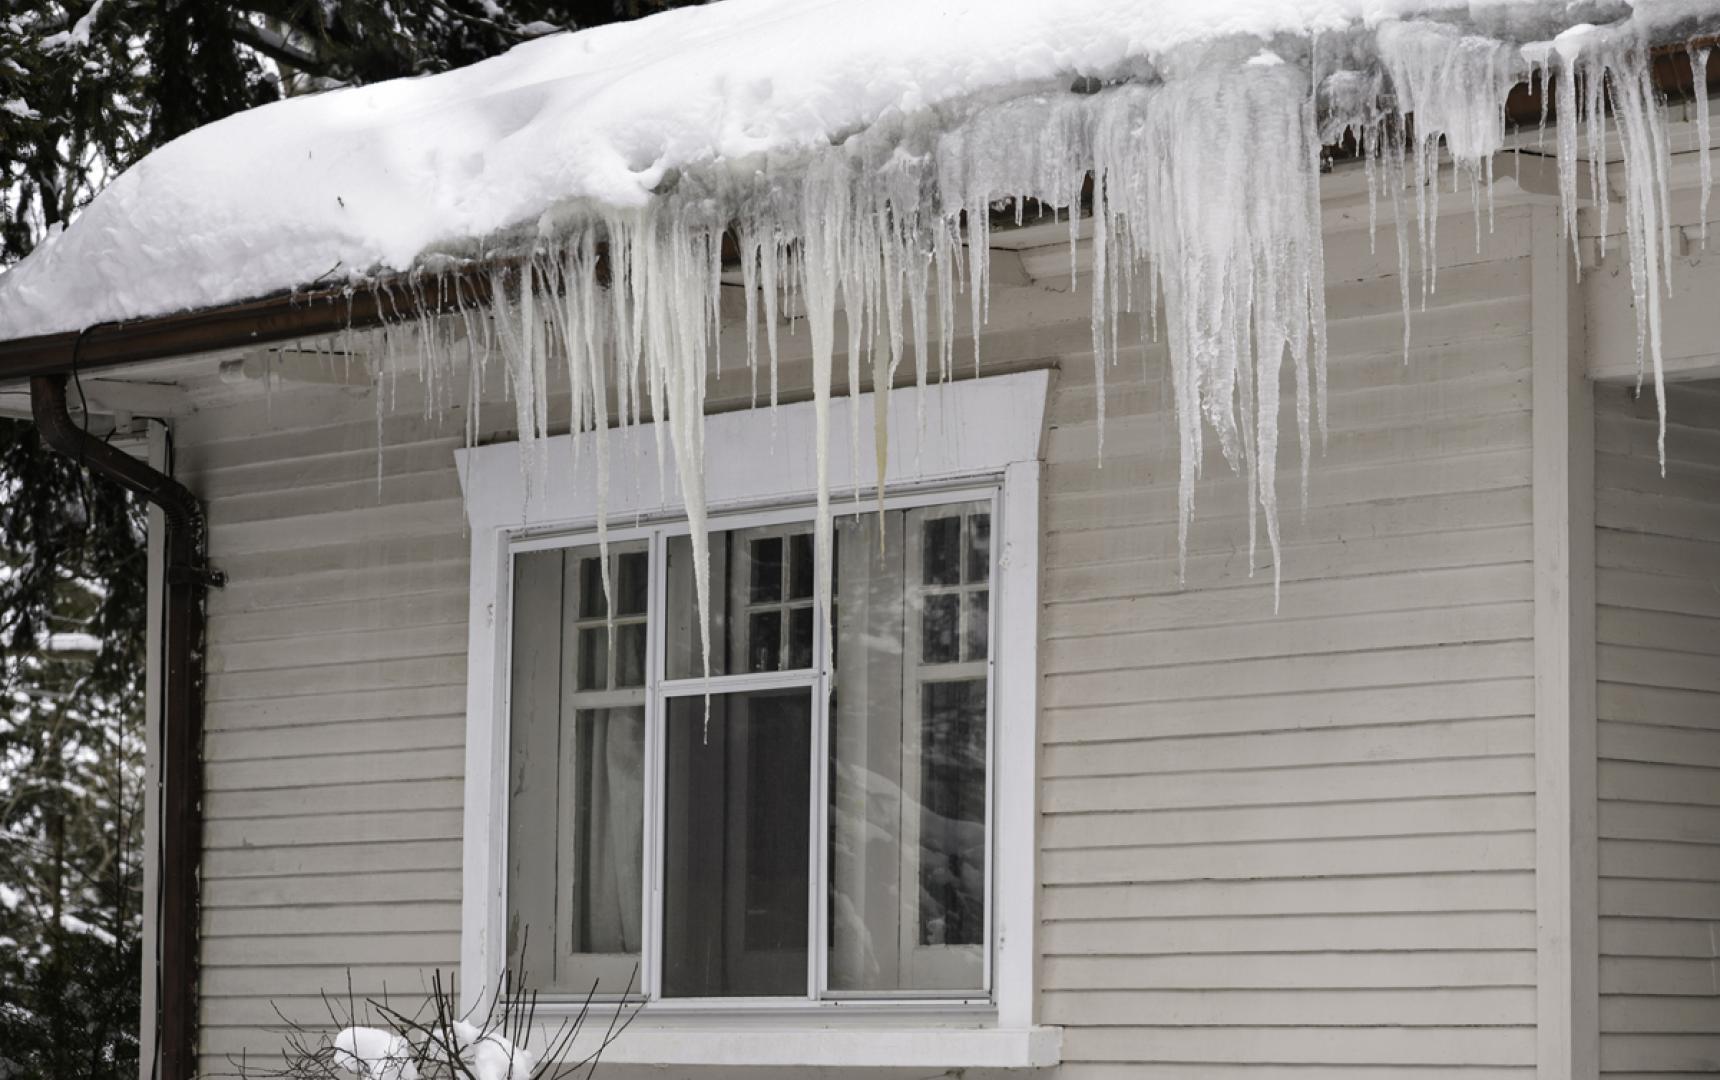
xmin=29 ymin=373 xmax=220 ymax=1080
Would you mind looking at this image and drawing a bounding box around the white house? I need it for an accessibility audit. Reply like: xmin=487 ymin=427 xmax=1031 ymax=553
xmin=1 ymin=3 xmax=1717 ymax=1078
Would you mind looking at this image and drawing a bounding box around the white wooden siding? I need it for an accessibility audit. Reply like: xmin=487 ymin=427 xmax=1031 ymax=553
xmin=177 ymin=406 xmax=472 ymax=1067
xmin=1594 ymin=381 xmax=1720 ymax=1079
xmin=1038 ymin=206 xmax=1539 ymax=1078
xmin=178 ymin=198 xmax=1543 ymax=1074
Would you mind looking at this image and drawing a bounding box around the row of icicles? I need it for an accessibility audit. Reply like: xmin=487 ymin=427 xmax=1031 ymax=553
xmin=333 ymin=22 xmax=1711 ymax=686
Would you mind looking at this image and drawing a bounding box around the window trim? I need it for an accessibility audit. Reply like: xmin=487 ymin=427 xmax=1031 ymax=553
xmin=455 ymin=371 xmax=1054 ymax=1066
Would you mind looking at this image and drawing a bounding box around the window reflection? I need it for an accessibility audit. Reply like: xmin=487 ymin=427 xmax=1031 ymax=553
xmin=827 ymin=502 xmax=989 ymax=994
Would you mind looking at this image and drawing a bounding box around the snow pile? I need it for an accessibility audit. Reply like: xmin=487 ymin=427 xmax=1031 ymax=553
xmin=329 ymin=1022 xmax=534 ymax=1080
xmin=333 ymin=1027 xmax=418 ymax=1080
xmin=2 ymin=0 xmax=1717 ymax=627
xmin=452 ymin=1020 xmax=536 ymax=1080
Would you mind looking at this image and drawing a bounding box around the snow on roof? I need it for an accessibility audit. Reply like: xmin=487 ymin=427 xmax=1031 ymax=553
xmin=0 ymin=0 xmax=1702 ymax=337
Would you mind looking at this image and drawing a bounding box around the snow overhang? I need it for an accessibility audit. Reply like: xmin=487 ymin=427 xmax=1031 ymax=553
xmin=0 ymin=0 xmax=1717 ymax=348
xmin=0 ymin=30 xmax=1714 ymax=386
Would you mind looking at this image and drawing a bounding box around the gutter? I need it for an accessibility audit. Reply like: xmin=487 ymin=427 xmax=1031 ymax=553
xmin=0 ymin=276 xmax=480 ymax=382
xmin=30 ymin=373 xmax=221 ymax=1080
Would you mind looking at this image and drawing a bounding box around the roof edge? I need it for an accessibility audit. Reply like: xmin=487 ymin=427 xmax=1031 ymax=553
xmin=2 ymin=39 xmax=1714 ymax=383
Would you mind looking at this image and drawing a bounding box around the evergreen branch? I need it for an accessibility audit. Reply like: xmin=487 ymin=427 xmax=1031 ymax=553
xmin=226 ymin=18 xmax=332 ymax=79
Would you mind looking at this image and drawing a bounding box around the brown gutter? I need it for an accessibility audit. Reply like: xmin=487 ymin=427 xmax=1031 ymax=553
xmin=0 ymin=273 xmax=492 ymax=382
xmin=30 ymin=373 xmax=220 ymax=1080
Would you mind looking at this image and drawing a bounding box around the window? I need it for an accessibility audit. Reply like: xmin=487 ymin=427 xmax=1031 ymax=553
xmin=458 ymin=371 xmax=1051 ymax=1065
xmin=505 ymin=495 xmax=996 ymax=1002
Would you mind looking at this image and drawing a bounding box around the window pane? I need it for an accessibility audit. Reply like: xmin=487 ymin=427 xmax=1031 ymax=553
xmin=577 ymin=555 xmax=607 ymax=618
xmin=662 ymin=689 xmax=811 ymax=998
xmin=615 ymin=623 xmax=647 ymax=689
xmin=749 ymin=536 xmax=783 ymax=602
xmin=789 ymin=532 xmax=814 ymax=600
xmin=827 ymin=502 xmax=987 ymax=995
xmin=788 ymin=606 xmax=814 ymax=671
xmin=965 ymin=590 xmax=989 ymax=662
xmin=508 ymin=544 xmax=646 ymax=997
xmin=667 ymin=526 xmax=817 ymax=680
xmin=922 ymin=516 xmax=962 ymax=585
xmin=922 ymin=593 xmax=960 ymax=665
xmin=563 ymin=708 xmax=646 ymax=968
xmin=747 ymin=610 xmax=782 ymax=672
xmin=919 ymin=680 xmax=986 ymax=947
xmin=614 ymin=550 xmax=650 ymax=616
xmin=965 ymin=513 xmax=990 ymax=584
xmin=576 ymin=626 xmax=608 ymax=692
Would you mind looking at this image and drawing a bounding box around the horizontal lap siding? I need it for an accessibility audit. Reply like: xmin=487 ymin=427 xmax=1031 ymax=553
xmin=180 ymin=203 xmax=1541 ymax=1074
xmin=179 ymin=400 xmax=471 ymax=1069
xmin=1595 ymin=383 xmax=1720 ymax=1078
xmin=1039 ymin=209 xmax=1537 ymax=1076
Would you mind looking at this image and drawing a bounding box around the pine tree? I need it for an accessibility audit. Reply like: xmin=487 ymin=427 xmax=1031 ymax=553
xmin=0 ymin=416 xmax=149 ymax=1080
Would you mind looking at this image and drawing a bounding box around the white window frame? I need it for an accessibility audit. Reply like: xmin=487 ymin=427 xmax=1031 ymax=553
xmin=456 ymin=370 xmax=1057 ymax=1069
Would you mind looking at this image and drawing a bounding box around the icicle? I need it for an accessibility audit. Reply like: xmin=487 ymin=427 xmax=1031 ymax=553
xmin=801 ymin=159 xmax=843 ymax=684
xmin=761 ymin=229 xmax=782 ymax=418
xmin=1554 ymin=38 xmax=1584 ymax=274
xmin=1379 ymin=21 xmax=1521 ymax=308
xmin=741 ymin=227 xmax=761 ymax=404
xmin=1693 ymin=46 xmax=1712 ymax=248
xmin=1605 ymin=35 xmax=1673 ymax=472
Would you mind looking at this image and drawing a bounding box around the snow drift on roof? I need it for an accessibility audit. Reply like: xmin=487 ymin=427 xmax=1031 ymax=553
xmin=0 ymin=0 xmax=1702 ymax=335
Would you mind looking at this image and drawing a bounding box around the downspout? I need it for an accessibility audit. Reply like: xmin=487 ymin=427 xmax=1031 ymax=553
xmin=29 ymin=373 xmax=220 ymax=1080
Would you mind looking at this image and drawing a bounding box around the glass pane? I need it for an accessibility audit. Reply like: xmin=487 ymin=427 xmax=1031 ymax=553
xmin=827 ymin=502 xmax=987 ymax=995
xmin=965 ymin=590 xmax=989 ymax=662
xmin=750 ymin=536 xmax=783 ymax=602
xmin=789 ymin=532 xmax=814 ymax=600
xmin=747 ymin=610 xmax=782 ymax=672
xmin=508 ymin=542 xmax=645 ymax=997
xmin=922 ymin=517 xmax=962 ymax=585
xmin=614 ymin=551 xmax=650 ymax=616
xmin=919 ymin=680 xmax=986 ymax=948
xmin=922 ymin=593 xmax=960 ymax=665
xmin=965 ymin=513 xmax=990 ymax=584
xmin=576 ymin=626 xmax=608 ymax=692
xmin=788 ymin=606 xmax=814 ymax=671
xmin=615 ymin=623 xmax=647 ymax=688
xmin=577 ymin=555 xmax=607 ymax=618
xmin=562 ymin=708 xmax=646 ymax=973
xmin=665 ymin=531 xmax=727 ymax=679
xmin=667 ymin=527 xmax=819 ymax=679
xmin=662 ymin=689 xmax=811 ymax=998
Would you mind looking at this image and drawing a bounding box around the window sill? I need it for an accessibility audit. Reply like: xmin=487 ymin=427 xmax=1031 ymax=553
xmin=559 ymin=1021 xmax=1063 ymax=1069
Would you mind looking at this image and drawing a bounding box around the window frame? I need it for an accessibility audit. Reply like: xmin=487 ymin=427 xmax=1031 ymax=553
xmin=508 ymin=485 xmax=1000 ymax=1007
xmin=456 ymin=371 xmax=1049 ymax=1053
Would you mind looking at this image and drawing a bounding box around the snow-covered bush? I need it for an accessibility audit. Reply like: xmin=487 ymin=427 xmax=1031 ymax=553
xmin=231 ymin=967 xmax=636 ymax=1080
